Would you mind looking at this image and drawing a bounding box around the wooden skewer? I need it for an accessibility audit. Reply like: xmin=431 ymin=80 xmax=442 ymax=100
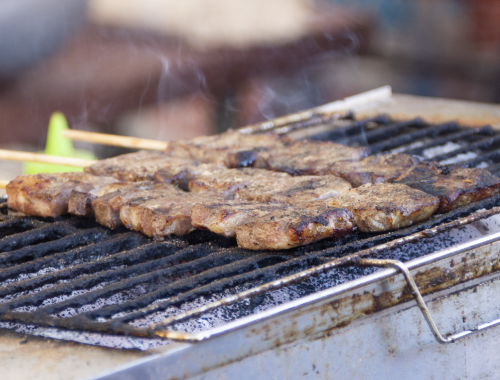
xmin=237 ymin=85 xmax=392 ymax=134
xmin=59 ymin=86 xmax=392 ymax=150
xmin=0 ymin=179 xmax=9 ymax=189
xmin=0 ymin=149 xmax=97 ymax=167
xmin=61 ymin=130 xmax=168 ymax=151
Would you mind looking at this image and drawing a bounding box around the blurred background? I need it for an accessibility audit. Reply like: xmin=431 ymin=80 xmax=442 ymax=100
xmin=1 ymin=0 xmax=500 ymax=182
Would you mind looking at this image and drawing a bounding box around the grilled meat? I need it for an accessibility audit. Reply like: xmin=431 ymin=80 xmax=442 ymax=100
xmin=85 ymin=151 xmax=203 ymax=182
xmin=326 ymin=153 xmax=419 ymax=187
xmin=120 ymin=191 xmax=223 ymax=239
xmin=236 ymin=206 xmax=354 ymax=250
xmin=395 ymin=164 xmax=500 ymax=213
xmin=6 ymin=172 xmax=119 ymax=218
xmin=326 ymin=183 xmax=439 ymax=232
xmin=92 ymin=182 xmax=166 ymax=229
xmin=234 ymin=175 xmax=352 ymax=204
xmin=190 ymin=170 xmax=352 ymax=203
xmin=166 ymin=130 xmax=285 ymax=164
xmin=228 ymin=139 xmax=369 ymax=172
xmin=68 ymin=182 xmax=132 ymax=217
xmin=188 ymin=168 xmax=291 ymax=198
xmin=153 ymin=163 xmax=225 ymax=190
xmin=192 ymin=201 xmax=287 ymax=237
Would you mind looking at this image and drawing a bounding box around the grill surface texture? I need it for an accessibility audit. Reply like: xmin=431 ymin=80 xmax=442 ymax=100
xmin=2 ymin=116 xmax=500 ymax=349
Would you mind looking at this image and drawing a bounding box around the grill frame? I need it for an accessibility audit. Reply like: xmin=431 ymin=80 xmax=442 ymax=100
xmin=2 ymin=109 xmax=500 ymax=345
xmin=5 ymin=94 xmax=500 ymax=379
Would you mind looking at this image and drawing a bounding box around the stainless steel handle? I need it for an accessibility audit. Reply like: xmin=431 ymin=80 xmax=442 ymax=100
xmin=357 ymin=258 xmax=500 ymax=344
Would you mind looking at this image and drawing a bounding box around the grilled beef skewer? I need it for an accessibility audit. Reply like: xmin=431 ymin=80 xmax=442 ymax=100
xmin=325 ymin=183 xmax=440 ymax=232
xmin=165 ymin=130 xmax=286 ymax=165
xmin=236 ymin=207 xmax=355 ymax=250
xmin=192 ymin=201 xmax=288 ymax=237
xmin=92 ymin=182 xmax=167 ymax=229
xmin=120 ymin=190 xmax=224 ymax=238
xmin=189 ymin=171 xmax=352 ymax=203
xmin=69 ymin=182 xmax=132 ymax=217
xmin=85 ymin=151 xmax=225 ymax=183
xmin=229 ymin=139 xmax=369 ymax=173
xmin=395 ymin=164 xmax=500 ymax=213
xmin=6 ymin=173 xmax=119 ymax=218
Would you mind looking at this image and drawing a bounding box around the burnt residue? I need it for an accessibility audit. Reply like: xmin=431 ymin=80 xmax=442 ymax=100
xmin=0 ymin=217 xmax=46 ymax=239
xmin=0 ymin=220 xmax=80 ymax=253
xmin=3 ymin=117 xmax=500 ymax=345
xmin=1 ymin=193 xmax=500 ymax=341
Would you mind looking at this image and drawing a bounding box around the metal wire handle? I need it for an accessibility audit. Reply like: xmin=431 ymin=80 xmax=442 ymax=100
xmin=357 ymin=258 xmax=500 ymax=345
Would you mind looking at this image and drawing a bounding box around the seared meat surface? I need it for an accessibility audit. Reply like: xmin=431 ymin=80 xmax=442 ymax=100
xmin=189 ymin=170 xmax=352 ymax=203
xmin=234 ymin=175 xmax=352 ymax=204
xmin=10 ymin=125 xmax=500 ymax=251
xmin=326 ymin=183 xmax=439 ymax=232
xmin=92 ymin=182 xmax=164 ymax=229
xmin=120 ymin=191 xmax=223 ymax=238
xmin=153 ymin=163 xmax=225 ymax=190
xmin=395 ymin=165 xmax=500 ymax=213
xmin=85 ymin=151 xmax=201 ymax=182
xmin=6 ymin=173 xmax=119 ymax=218
xmin=236 ymin=206 xmax=354 ymax=250
xmin=192 ymin=201 xmax=287 ymax=237
xmin=68 ymin=182 xmax=131 ymax=217
xmin=228 ymin=139 xmax=369 ymax=172
xmin=327 ymin=153 xmax=419 ymax=187
xmin=188 ymin=168 xmax=291 ymax=198
xmin=166 ymin=130 xmax=284 ymax=164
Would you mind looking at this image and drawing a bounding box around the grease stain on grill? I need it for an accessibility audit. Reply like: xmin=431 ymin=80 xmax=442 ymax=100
xmin=2 ymin=117 xmax=500 ymax=350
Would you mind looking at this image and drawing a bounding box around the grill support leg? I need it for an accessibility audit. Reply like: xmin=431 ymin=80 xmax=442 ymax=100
xmin=355 ymin=258 xmax=500 ymax=344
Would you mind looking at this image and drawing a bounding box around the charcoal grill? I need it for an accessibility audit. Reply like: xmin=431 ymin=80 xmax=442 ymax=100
xmin=4 ymin=93 xmax=500 ymax=379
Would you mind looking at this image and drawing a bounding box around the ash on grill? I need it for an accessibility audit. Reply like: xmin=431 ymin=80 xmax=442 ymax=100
xmin=2 ymin=116 xmax=500 ymax=350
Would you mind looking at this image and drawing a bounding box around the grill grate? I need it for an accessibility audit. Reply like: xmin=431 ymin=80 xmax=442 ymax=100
xmin=2 ymin=116 xmax=500 ymax=348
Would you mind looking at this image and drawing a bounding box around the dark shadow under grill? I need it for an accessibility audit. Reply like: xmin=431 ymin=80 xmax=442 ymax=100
xmin=2 ymin=116 xmax=500 ymax=347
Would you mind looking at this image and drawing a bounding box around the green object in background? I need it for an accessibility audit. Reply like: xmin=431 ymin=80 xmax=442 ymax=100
xmin=23 ymin=112 xmax=97 ymax=174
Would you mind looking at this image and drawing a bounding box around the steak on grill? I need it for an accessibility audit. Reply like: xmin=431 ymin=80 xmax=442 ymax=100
xmin=92 ymin=182 xmax=158 ymax=229
xmin=236 ymin=206 xmax=355 ymax=250
xmin=192 ymin=201 xmax=288 ymax=237
xmin=326 ymin=153 xmax=419 ymax=187
xmin=395 ymin=164 xmax=500 ymax=213
xmin=68 ymin=182 xmax=132 ymax=217
xmin=188 ymin=168 xmax=291 ymax=198
xmin=85 ymin=151 xmax=204 ymax=182
xmin=120 ymin=190 xmax=224 ymax=238
xmin=166 ymin=130 xmax=285 ymax=165
xmin=228 ymin=139 xmax=369 ymax=172
xmin=6 ymin=172 xmax=119 ymax=218
xmin=326 ymin=183 xmax=440 ymax=232
xmin=190 ymin=173 xmax=352 ymax=204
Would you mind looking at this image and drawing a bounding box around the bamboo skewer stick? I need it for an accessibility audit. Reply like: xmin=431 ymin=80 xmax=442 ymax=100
xmin=0 ymin=179 xmax=9 ymax=189
xmin=237 ymin=85 xmax=392 ymax=134
xmin=0 ymin=149 xmax=96 ymax=167
xmin=61 ymin=130 xmax=168 ymax=151
xmin=58 ymin=86 xmax=392 ymax=149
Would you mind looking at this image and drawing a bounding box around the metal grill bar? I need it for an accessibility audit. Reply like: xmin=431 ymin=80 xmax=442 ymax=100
xmin=337 ymin=118 xmax=424 ymax=147
xmin=151 ymin=206 xmax=500 ymax=338
xmin=430 ymin=134 xmax=500 ymax=162
xmin=309 ymin=115 xmax=391 ymax=143
xmin=0 ymin=233 xmax=147 ymax=285
xmin=369 ymin=122 xmax=458 ymax=153
xmin=0 ymin=228 xmax=109 ymax=267
xmin=458 ymin=150 xmax=500 ymax=168
xmin=2 ymin=116 xmax=500 ymax=345
xmin=0 ymin=217 xmax=45 ymax=237
xmin=0 ymin=221 xmax=80 ymax=253
xmin=402 ymin=126 xmax=492 ymax=155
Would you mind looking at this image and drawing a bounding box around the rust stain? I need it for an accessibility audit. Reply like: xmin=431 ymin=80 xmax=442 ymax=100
xmin=241 ymin=242 xmax=500 ymax=367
